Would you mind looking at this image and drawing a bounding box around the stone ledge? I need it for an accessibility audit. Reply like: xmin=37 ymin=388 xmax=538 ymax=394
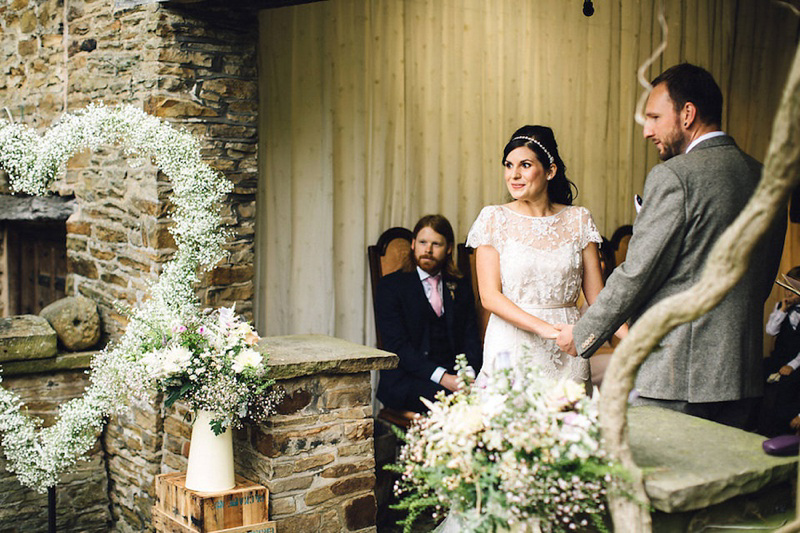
xmin=629 ymin=406 xmax=798 ymax=513
xmin=0 ymin=351 xmax=98 ymax=376
xmin=258 ymin=335 xmax=397 ymax=381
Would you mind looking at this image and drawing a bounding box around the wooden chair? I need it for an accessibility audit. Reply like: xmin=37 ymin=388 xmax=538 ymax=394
xmin=368 ymin=227 xmax=413 ymax=349
xmin=599 ymin=236 xmax=615 ymax=281
xmin=367 ymin=227 xmax=418 ymax=428
xmin=456 ymin=243 xmax=490 ymax=341
xmin=609 ymin=225 xmax=633 ymax=268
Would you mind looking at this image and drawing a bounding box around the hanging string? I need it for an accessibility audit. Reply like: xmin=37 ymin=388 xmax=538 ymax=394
xmin=774 ymin=0 xmax=800 ymax=16
xmin=634 ymin=0 xmax=668 ymax=126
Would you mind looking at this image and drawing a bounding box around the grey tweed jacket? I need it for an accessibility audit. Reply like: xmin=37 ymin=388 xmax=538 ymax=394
xmin=573 ymin=135 xmax=786 ymax=402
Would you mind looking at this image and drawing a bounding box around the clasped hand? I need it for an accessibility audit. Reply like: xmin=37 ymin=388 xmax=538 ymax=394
xmin=552 ymin=324 xmax=578 ymax=356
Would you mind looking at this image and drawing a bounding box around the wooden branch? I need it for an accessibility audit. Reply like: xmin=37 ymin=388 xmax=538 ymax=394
xmin=601 ymin=43 xmax=800 ymax=533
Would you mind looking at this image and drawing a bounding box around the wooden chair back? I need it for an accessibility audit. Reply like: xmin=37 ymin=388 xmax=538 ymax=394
xmin=599 ymin=236 xmax=615 ymax=281
xmin=368 ymin=227 xmax=419 ymax=428
xmin=368 ymin=227 xmax=413 ymax=349
xmin=610 ymin=225 xmax=633 ymax=268
xmin=456 ymin=244 xmax=490 ymax=342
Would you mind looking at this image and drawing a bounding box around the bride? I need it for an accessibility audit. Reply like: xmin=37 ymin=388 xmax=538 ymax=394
xmin=433 ymin=125 xmax=623 ymax=533
xmin=467 ymin=125 xmax=625 ymax=393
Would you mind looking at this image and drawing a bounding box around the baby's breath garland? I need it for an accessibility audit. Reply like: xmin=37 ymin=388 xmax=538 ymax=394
xmin=0 ymin=104 xmax=269 ymax=492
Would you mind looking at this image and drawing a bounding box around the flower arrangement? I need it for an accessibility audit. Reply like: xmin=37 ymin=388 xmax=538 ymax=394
xmin=0 ymin=104 xmax=278 ymax=492
xmin=389 ymin=357 xmax=620 ymax=533
xmin=141 ymin=306 xmax=280 ymax=435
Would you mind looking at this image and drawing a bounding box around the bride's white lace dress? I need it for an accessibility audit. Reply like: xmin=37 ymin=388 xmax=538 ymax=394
xmin=466 ymin=204 xmax=602 ymax=389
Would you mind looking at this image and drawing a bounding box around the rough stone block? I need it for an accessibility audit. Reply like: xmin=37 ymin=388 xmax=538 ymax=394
xmin=270 ymin=496 xmax=296 ymax=516
xmin=330 ymin=473 xmax=375 ymax=497
xmin=293 ymin=453 xmax=335 ymax=473
xmin=39 ymin=296 xmax=102 ymax=351
xmin=304 ymin=484 xmax=335 ymax=506
xmin=275 ymin=389 xmax=312 ymax=415
xmin=629 ymin=406 xmax=798 ymax=513
xmin=345 ymin=494 xmax=377 ymax=531
xmin=276 ymin=512 xmax=321 ymax=533
xmin=321 ymin=458 xmax=375 ymax=479
xmin=0 ymin=315 xmax=57 ymax=362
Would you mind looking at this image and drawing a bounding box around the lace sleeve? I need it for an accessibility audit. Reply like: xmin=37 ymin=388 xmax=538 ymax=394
xmin=466 ymin=206 xmax=501 ymax=252
xmin=579 ymin=207 xmax=602 ymax=249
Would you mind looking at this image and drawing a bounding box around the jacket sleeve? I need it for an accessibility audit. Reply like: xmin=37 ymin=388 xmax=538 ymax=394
xmin=573 ymin=165 xmax=688 ymax=357
xmin=376 ymin=276 xmax=440 ymax=380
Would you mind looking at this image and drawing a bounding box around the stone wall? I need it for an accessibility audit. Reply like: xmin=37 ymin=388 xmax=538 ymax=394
xmin=0 ymin=364 xmax=111 ymax=533
xmin=1 ymin=3 xmax=261 ymax=530
xmin=161 ymin=373 xmax=378 ymax=532
xmin=155 ymin=335 xmax=394 ymax=533
xmin=0 ymin=0 xmax=260 ymax=327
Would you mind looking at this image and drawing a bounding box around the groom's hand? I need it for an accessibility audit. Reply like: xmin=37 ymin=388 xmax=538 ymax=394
xmin=556 ymin=324 xmax=578 ymax=356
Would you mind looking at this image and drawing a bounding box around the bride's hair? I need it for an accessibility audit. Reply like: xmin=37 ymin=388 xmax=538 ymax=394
xmin=502 ymin=125 xmax=577 ymax=205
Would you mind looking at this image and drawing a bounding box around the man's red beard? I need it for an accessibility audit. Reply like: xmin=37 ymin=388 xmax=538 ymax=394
xmin=414 ymin=253 xmax=444 ymax=273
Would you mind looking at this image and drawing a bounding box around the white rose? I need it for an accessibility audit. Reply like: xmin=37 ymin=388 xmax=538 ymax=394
xmin=141 ymin=351 xmax=165 ymax=380
xmin=232 ymin=348 xmax=262 ymax=373
xmin=162 ymin=345 xmax=193 ymax=376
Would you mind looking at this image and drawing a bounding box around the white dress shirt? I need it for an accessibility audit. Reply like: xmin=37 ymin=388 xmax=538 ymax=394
xmin=417 ymin=267 xmax=448 ymax=384
xmin=685 ymin=131 xmax=726 ymax=154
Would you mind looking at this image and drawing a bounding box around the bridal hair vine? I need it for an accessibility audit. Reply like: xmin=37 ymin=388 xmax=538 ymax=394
xmin=511 ymin=136 xmax=555 ymax=165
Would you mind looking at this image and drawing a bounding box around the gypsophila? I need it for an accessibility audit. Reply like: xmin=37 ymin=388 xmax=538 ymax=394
xmin=387 ymin=355 xmax=625 ymax=533
xmin=0 ymin=104 xmax=278 ymax=493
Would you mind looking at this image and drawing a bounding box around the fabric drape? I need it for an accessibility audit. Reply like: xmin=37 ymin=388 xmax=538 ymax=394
xmin=255 ymin=0 xmax=798 ymax=345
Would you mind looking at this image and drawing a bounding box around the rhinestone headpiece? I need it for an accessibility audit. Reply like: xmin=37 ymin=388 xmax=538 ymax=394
xmin=511 ymin=136 xmax=554 ymax=165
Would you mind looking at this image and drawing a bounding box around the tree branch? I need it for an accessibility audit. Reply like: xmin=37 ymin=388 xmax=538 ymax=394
xmin=601 ymin=43 xmax=800 ymax=532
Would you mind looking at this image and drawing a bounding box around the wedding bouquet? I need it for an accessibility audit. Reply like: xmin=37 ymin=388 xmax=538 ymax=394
xmin=138 ymin=306 xmax=280 ymax=435
xmin=390 ymin=357 xmax=619 ymax=532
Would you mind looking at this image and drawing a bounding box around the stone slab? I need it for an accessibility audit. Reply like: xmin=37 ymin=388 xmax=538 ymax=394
xmin=1 ymin=351 xmax=98 ymax=376
xmin=628 ymin=406 xmax=798 ymax=513
xmin=259 ymin=334 xmax=398 ymax=380
xmin=0 ymin=193 xmax=75 ymax=221
xmin=0 ymin=315 xmax=58 ymax=362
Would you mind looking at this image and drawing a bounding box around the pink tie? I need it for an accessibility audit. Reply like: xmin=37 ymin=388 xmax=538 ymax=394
xmin=428 ymin=276 xmax=443 ymax=317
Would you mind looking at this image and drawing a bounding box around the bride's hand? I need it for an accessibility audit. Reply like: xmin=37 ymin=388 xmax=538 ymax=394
xmin=539 ymin=323 xmax=561 ymax=340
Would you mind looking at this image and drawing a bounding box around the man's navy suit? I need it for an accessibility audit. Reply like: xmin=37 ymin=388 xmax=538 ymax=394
xmin=376 ymin=269 xmax=482 ymax=412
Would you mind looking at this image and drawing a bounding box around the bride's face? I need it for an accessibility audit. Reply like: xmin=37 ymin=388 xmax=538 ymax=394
xmin=503 ymin=146 xmax=553 ymax=202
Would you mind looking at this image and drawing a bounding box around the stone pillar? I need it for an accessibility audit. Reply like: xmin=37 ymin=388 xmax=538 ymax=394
xmin=157 ymin=335 xmax=397 ymax=533
xmin=0 ymin=353 xmax=111 ymax=532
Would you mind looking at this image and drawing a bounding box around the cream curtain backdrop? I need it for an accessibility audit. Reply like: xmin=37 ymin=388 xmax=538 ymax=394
xmin=255 ymin=0 xmax=797 ymax=344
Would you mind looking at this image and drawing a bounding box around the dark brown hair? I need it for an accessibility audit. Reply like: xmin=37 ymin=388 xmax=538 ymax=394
xmin=651 ymin=63 xmax=723 ymax=127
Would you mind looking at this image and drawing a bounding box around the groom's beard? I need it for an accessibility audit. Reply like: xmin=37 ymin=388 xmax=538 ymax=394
xmin=656 ymin=122 xmax=687 ymax=161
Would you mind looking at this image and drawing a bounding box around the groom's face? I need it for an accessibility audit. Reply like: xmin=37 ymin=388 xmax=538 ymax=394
xmin=643 ymin=83 xmax=686 ymax=161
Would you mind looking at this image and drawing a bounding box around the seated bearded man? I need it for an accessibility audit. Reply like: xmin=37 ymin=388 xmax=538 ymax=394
xmin=375 ymin=215 xmax=483 ymax=413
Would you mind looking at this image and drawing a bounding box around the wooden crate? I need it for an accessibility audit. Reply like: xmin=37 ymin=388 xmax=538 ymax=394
xmin=152 ymin=507 xmax=276 ymax=533
xmin=154 ymin=472 xmax=270 ymax=533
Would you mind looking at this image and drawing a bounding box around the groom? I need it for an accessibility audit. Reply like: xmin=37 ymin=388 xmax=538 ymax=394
xmin=556 ymin=63 xmax=786 ymax=429
xmin=376 ymin=215 xmax=482 ymax=413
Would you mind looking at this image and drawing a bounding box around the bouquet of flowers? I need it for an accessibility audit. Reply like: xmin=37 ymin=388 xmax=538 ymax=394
xmin=390 ymin=357 xmax=621 ymax=533
xmin=138 ymin=306 xmax=280 ymax=435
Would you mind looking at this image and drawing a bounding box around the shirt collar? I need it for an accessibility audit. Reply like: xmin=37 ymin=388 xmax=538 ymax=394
xmin=685 ymin=131 xmax=726 ymax=154
xmin=416 ymin=266 xmax=441 ymax=282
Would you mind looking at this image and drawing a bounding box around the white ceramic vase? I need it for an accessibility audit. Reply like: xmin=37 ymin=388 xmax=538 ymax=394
xmin=185 ymin=410 xmax=236 ymax=492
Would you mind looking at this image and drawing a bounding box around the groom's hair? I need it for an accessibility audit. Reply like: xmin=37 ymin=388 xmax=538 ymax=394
xmin=652 ymin=63 xmax=723 ymax=128
xmin=405 ymin=214 xmax=462 ymax=278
